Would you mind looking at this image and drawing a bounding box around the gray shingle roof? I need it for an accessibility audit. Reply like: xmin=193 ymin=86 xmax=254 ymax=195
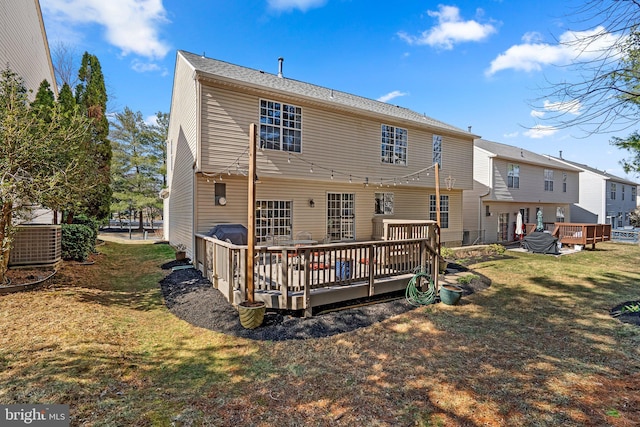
xmin=549 ymin=156 xmax=639 ymax=185
xmin=475 ymin=139 xmax=582 ymax=171
xmin=179 ymin=50 xmax=475 ymax=137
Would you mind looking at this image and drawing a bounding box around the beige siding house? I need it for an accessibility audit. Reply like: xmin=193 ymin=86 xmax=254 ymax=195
xmin=166 ymin=51 xmax=478 ymax=258
xmin=1 ymin=0 xmax=57 ymax=225
xmin=548 ymin=156 xmax=639 ymax=228
xmin=463 ymin=139 xmax=581 ymax=244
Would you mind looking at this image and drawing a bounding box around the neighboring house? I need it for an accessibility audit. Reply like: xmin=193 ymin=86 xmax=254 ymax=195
xmin=548 ymin=155 xmax=639 ymax=228
xmin=463 ymin=139 xmax=581 ymax=244
xmin=165 ymin=51 xmax=478 ymax=258
xmin=1 ymin=0 xmax=58 ymax=225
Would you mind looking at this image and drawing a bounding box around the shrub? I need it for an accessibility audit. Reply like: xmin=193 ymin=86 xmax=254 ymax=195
xmin=441 ymin=246 xmax=456 ymax=259
xmin=457 ymin=274 xmax=479 ymax=285
xmin=61 ymin=224 xmax=94 ymax=261
xmin=72 ymin=215 xmax=100 ymax=243
xmin=488 ymin=244 xmax=506 ymax=255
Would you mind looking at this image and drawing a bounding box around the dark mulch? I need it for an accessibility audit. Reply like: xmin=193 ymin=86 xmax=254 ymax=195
xmin=611 ymin=300 xmax=640 ymax=326
xmin=158 ymin=261 xmax=490 ymax=341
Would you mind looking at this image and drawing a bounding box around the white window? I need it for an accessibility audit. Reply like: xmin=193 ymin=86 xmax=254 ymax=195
xmin=432 ymin=135 xmax=442 ymax=167
xmin=507 ymin=164 xmax=520 ymax=188
xmin=632 ymin=186 xmax=637 ymax=202
xmin=562 ymin=172 xmax=567 ymax=193
xmin=556 ymin=207 xmax=565 ymax=223
xmin=381 ymin=125 xmax=407 ymax=165
xmin=327 ymin=193 xmax=355 ymax=241
xmin=374 ymin=192 xmax=394 ymax=215
xmin=429 ymin=194 xmax=449 ymax=229
xmin=610 ymin=183 xmax=617 ymax=200
xmin=255 ymin=200 xmax=292 ymax=243
xmin=259 ymin=99 xmax=302 ymax=152
xmin=544 ymin=169 xmax=554 ymax=191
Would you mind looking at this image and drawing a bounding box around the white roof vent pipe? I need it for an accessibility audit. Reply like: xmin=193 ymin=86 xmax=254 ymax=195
xmin=278 ymin=57 xmax=284 ymax=78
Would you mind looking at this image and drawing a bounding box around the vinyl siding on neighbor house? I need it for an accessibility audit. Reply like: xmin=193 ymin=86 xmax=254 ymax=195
xmin=489 ymin=157 xmax=579 ymax=204
xmin=463 ymin=140 xmax=581 ymax=244
xmin=0 ymin=0 xmax=56 ymax=97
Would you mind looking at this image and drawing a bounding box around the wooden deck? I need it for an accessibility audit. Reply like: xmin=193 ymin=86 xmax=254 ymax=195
xmin=525 ymin=222 xmax=611 ymax=249
xmin=194 ymin=220 xmax=441 ymax=316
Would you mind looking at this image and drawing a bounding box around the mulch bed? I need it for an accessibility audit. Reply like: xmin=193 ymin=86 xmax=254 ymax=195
xmin=611 ymin=300 xmax=640 ymax=326
xmin=158 ymin=261 xmax=490 ymax=341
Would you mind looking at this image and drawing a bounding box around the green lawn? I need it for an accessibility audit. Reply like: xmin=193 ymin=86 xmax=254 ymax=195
xmin=1 ymin=241 xmax=639 ymax=426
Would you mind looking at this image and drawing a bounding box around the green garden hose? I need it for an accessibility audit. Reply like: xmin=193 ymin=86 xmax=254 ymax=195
xmin=405 ymin=271 xmax=437 ymax=306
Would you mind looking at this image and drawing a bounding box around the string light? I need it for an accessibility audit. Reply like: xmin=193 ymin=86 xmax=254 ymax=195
xmin=310 ymin=163 xmax=314 ymax=173
xmin=331 ymin=170 xmax=334 ymax=179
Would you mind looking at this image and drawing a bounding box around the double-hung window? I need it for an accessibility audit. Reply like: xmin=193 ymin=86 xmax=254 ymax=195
xmin=259 ymin=100 xmax=302 ymax=152
xmin=429 ymin=194 xmax=449 ymax=229
xmin=544 ymin=169 xmax=554 ymax=191
xmin=610 ymin=183 xmax=617 ymax=200
xmin=632 ymin=186 xmax=637 ymax=202
xmin=381 ymin=125 xmax=407 ymax=165
xmin=507 ymin=164 xmax=520 ymax=188
xmin=374 ymin=192 xmax=394 ymax=215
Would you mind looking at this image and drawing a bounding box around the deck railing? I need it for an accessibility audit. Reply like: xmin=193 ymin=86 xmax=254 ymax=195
xmin=195 ymin=223 xmax=440 ymax=315
xmin=551 ymin=223 xmax=611 ymax=249
xmin=611 ymin=228 xmax=640 ymax=243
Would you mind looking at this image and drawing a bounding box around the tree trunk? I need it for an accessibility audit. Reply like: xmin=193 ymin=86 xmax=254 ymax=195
xmin=138 ymin=210 xmax=144 ymax=231
xmin=0 ymin=201 xmax=14 ymax=285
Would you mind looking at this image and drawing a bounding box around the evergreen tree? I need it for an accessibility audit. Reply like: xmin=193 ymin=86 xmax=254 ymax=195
xmin=0 ymin=67 xmax=91 ymax=284
xmin=110 ymin=108 xmax=165 ymax=230
xmin=74 ymin=52 xmax=112 ymax=221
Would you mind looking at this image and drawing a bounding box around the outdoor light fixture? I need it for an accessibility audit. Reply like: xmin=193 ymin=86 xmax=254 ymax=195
xmin=308 ymin=199 xmax=315 ymax=208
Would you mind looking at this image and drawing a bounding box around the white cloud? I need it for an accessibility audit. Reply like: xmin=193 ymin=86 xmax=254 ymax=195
xmin=267 ymin=0 xmax=327 ymax=12
xmin=523 ymin=125 xmax=558 ymax=139
xmin=42 ymin=0 xmax=170 ymax=60
xmin=145 ymin=114 xmax=159 ymax=126
xmin=530 ymin=110 xmax=545 ymax=118
xmin=377 ymin=90 xmax=408 ymax=103
xmin=503 ymin=131 xmax=519 ymax=138
xmin=486 ymin=26 xmax=622 ymax=76
xmin=542 ymin=99 xmax=581 ymax=115
xmin=398 ymin=5 xmax=497 ymax=49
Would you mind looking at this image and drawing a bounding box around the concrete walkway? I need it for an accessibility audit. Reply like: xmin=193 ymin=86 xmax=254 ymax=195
xmin=98 ymin=229 xmax=167 ymax=245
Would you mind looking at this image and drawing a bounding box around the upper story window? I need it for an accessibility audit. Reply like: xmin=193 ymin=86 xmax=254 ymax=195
xmin=610 ymin=183 xmax=617 ymax=200
xmin=544 ymin=169 xmax=554 ymax=191
xmin=562 ymin=172 xmax=567 ymax=193
xmin=381 ymin=125 xmax=407 ymax=165
xmin=632 ymin=186 xmax=637 ymax=202
xmin=432 ymin=135 xmax=442 ymax=167
xmin=622 ymin=185 xmax=625 ymax=200
xmin=507 ymin=164 xmax=520 ymax=188
xmin=374 ymin=192 xmax=394 ymax=215
xmin=259 ymin=99 xmax=302 ymax=152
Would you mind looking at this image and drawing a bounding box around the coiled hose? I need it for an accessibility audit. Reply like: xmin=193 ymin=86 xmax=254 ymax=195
xmin=405 ymin=270 xmax=437 ymax=306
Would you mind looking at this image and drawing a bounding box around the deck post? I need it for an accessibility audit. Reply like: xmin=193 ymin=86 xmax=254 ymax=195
xmin=279 ymin=248 xmax=289 ymax=309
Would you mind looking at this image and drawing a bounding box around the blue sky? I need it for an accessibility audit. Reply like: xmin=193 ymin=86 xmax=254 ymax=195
xmin=40 ymin=0 xmax=640 ymax=181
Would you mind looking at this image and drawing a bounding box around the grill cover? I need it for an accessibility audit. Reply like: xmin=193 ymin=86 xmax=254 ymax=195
xmin=522 ymin=231 xmax=559 ymax=255
xmin=207 ymin=224 xmax=248 ymax=245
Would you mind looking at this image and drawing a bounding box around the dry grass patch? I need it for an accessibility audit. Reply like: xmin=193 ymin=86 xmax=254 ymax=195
xmin=0 ymin=241 xmax=639 ymax=426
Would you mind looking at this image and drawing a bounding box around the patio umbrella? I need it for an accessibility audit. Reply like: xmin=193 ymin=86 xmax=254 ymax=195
xmin=516 ymin=212 xmax=523 ymax=239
